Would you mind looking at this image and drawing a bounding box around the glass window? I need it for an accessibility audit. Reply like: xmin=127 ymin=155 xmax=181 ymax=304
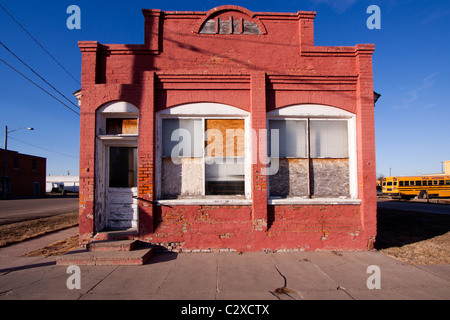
xmin=162 ymin=119 xmax=203 ymax=158
xmin=109 ymin=147 xmax=137 ymax=188
xmin=268 ymin=120 xmax=307 ymax=158
xmin=439 ymin=180 xmax=445 ymax=186
xmin=416 ymin=181 xmax=422 ymax=186
xmin=310 ymin=120 xmax=348 ymax=158
xmin=205 ymin=158 xmax=245 ymax=195
xmin=446 ymin=180 xmax=450 ymax=185
xmin=399 ymin=181 xmax=404 ymax=186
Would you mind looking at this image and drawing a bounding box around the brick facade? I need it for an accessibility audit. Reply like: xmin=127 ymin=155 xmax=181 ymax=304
xmin=0 ymin=149 xmax=46 ymax=198
xmin=77 ymin=6 xmax=377 ymax=251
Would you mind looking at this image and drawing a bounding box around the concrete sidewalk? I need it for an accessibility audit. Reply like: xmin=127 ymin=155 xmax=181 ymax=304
xmin=0 ymin=233 xmax=449 ymax=300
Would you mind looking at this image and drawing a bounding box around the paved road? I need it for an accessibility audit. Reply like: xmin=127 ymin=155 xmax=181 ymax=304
xmin=0 ymin=196 xmax=78 ymax=225
xmin=377 ymin=200 xmax=450 ymax=215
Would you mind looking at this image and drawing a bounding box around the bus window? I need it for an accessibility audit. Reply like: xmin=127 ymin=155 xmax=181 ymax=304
xmin=439 ymin=180 xmax=445 ymax=185
xmin=394 ymin=182 xmax=397 ymax=186
xmin=382 ymin=182 xmax=386 ymax=186
xmin=428 ymin=180 xmax=433 ymax=186
xmin=410 ymin=181 xmax=415 ymax=186
xmin=387 ymin=182 xmax=392 ymax=186
xmin=416 ymin=181 xmax=422 ymax=186
xmin=446 ymin=180 xmax=450 ymax=185
xmin=399 ymin=181 xmax=404 ymax=187
xmin=433 ymin=180 xmax=438 ymax=185
xmin=405 ymin=181 xmax=409 ymax=186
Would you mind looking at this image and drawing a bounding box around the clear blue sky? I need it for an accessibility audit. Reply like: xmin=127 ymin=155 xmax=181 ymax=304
xmin=0 ymin=0 xmax=449 ymax=177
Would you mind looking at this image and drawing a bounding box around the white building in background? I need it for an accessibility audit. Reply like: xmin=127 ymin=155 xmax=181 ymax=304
xmin=46 ymin=175 xmax=79 ymax=193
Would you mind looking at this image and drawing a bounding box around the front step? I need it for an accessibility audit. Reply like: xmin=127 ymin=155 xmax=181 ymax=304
xmin=87 ymin=240 xmax=137 ymax=252
xmin=57 ymin=240 xmax=153 ymax=266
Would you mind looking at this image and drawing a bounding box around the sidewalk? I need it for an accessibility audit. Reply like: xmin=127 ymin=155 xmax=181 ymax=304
xmin=0 ymin=229 xmax=449 ymax=300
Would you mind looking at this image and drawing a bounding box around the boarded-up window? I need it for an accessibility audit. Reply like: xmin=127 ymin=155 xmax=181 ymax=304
xmin=269 ymin=119 xmax=350 ymax=198
xmin=161 ymin=118 xmax=246 ymax=198
xmin=106 ymin=118 xmax=138 ymax=135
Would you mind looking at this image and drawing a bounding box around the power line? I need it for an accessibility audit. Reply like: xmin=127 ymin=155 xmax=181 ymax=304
xmin=0 ymin=3 xmax=81 ymax=85
xmin=8 ymin=136 xmax=79 ymax=159
xmin=0 ymin=57 xmax=80 ymax=116
xmin=0 ymin=41 xmax=80 ymax=110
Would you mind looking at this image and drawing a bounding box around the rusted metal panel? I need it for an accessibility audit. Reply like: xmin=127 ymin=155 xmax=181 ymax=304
xmin=311 ymin=158 xmax=349 ymax=197
xmin=269 ymin=159 xmax=309 ymax=197
xmin=270 ymin=158 xmax=349 ymax=198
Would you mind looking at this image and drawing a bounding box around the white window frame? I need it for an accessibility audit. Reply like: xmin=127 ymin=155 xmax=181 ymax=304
xmin=156 ymin=103 xmax=252 ymax=206
xmin=266 ymin=104 xmax=360 ymax=205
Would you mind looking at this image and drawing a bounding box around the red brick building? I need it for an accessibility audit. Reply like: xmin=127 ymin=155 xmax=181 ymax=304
xmin=77 ymin=6 xmax=377 ymax=251
xmin=0 ymin=149 xmax=46 ymax=198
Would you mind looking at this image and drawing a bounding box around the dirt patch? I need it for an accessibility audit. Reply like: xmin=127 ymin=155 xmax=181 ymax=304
xmin=23 ymin=235 xmax=79 ymax=257
xmin=0 ymin=212 xmax=78 ymax=248
xmin=381 ymin=232 xmax=450 ymax=265
xmin=376 ymin=206 xmax=450 ymax=265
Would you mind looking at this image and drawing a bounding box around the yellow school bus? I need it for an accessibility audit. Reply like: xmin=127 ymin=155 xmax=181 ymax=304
xmin=382 ymin=175 xmax=450 ymax=199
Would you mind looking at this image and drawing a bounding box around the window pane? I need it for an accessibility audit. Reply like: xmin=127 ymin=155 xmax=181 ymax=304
xmin=109 ymin=147 xmax=137 ymax=188
xmin=205 ymin=157 xmax=245 ymax=195
xmin=310 ymin=120 xmax=348 ymax=158
xmin=269 ymin=120 xmax=307 ymax=158
xmin=162 ymin=119 xmax=202 ymax=157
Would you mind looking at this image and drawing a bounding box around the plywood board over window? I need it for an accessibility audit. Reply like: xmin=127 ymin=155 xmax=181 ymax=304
xmin=205 ymin=119 xmax=245 ymax=157
xmin=106 ymin=118 xmax=138 ymax=135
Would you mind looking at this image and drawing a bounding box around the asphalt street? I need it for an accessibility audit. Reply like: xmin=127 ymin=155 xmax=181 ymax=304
xmin=0 ymin=196 xmax=78 ymax=225
xmin=377 ymin=200 xmax=450 ymax=215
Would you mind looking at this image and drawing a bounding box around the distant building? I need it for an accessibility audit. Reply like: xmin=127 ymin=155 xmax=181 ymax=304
xmin=0 ymin=148 xmax=46 ymax=198
xmin=46 ymin=175 xmax=79 ymax=193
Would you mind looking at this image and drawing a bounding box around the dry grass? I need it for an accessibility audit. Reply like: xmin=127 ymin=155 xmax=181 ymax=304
xmin=0 ymin=212 xmax=78 ymax=248
xmin=376 ymin=206 xmax=450 ymax=265
xmin=23 ymin=235 xmax=80 ymax=257
xmin=381 ymin=232 xmax=450 ymax=265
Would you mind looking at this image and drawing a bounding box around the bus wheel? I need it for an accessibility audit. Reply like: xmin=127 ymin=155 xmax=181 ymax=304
xmin=418 ymin=190 xmax=428 ymax=199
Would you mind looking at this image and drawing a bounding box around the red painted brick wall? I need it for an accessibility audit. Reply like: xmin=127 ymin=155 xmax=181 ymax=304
xmin=0 ymin=149 xmax=46 ymax=198
xmin=78 ymin=6 xmax=376 ymax=251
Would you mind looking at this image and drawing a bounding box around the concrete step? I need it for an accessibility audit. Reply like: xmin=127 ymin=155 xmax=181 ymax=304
xmin=87 ymin=240 xmax=137 ymax=252
xmin=56 ymin=246 xmax=153 ymax=266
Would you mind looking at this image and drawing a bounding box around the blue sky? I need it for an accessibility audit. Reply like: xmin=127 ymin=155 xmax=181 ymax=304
xmin=0 ymin=0 xmax=449 ymax=177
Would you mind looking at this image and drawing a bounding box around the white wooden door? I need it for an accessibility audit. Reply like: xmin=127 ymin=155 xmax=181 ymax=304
xmin=106 ymin=146 xmax=138 ymax=230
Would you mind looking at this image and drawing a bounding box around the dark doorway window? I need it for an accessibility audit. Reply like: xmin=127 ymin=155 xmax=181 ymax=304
xmin=109 ymin=147 xmax=137 ymax=188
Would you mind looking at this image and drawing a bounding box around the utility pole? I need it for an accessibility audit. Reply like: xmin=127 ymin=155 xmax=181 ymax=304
xmin=2 ymin=126 xmax=7 ymax=199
